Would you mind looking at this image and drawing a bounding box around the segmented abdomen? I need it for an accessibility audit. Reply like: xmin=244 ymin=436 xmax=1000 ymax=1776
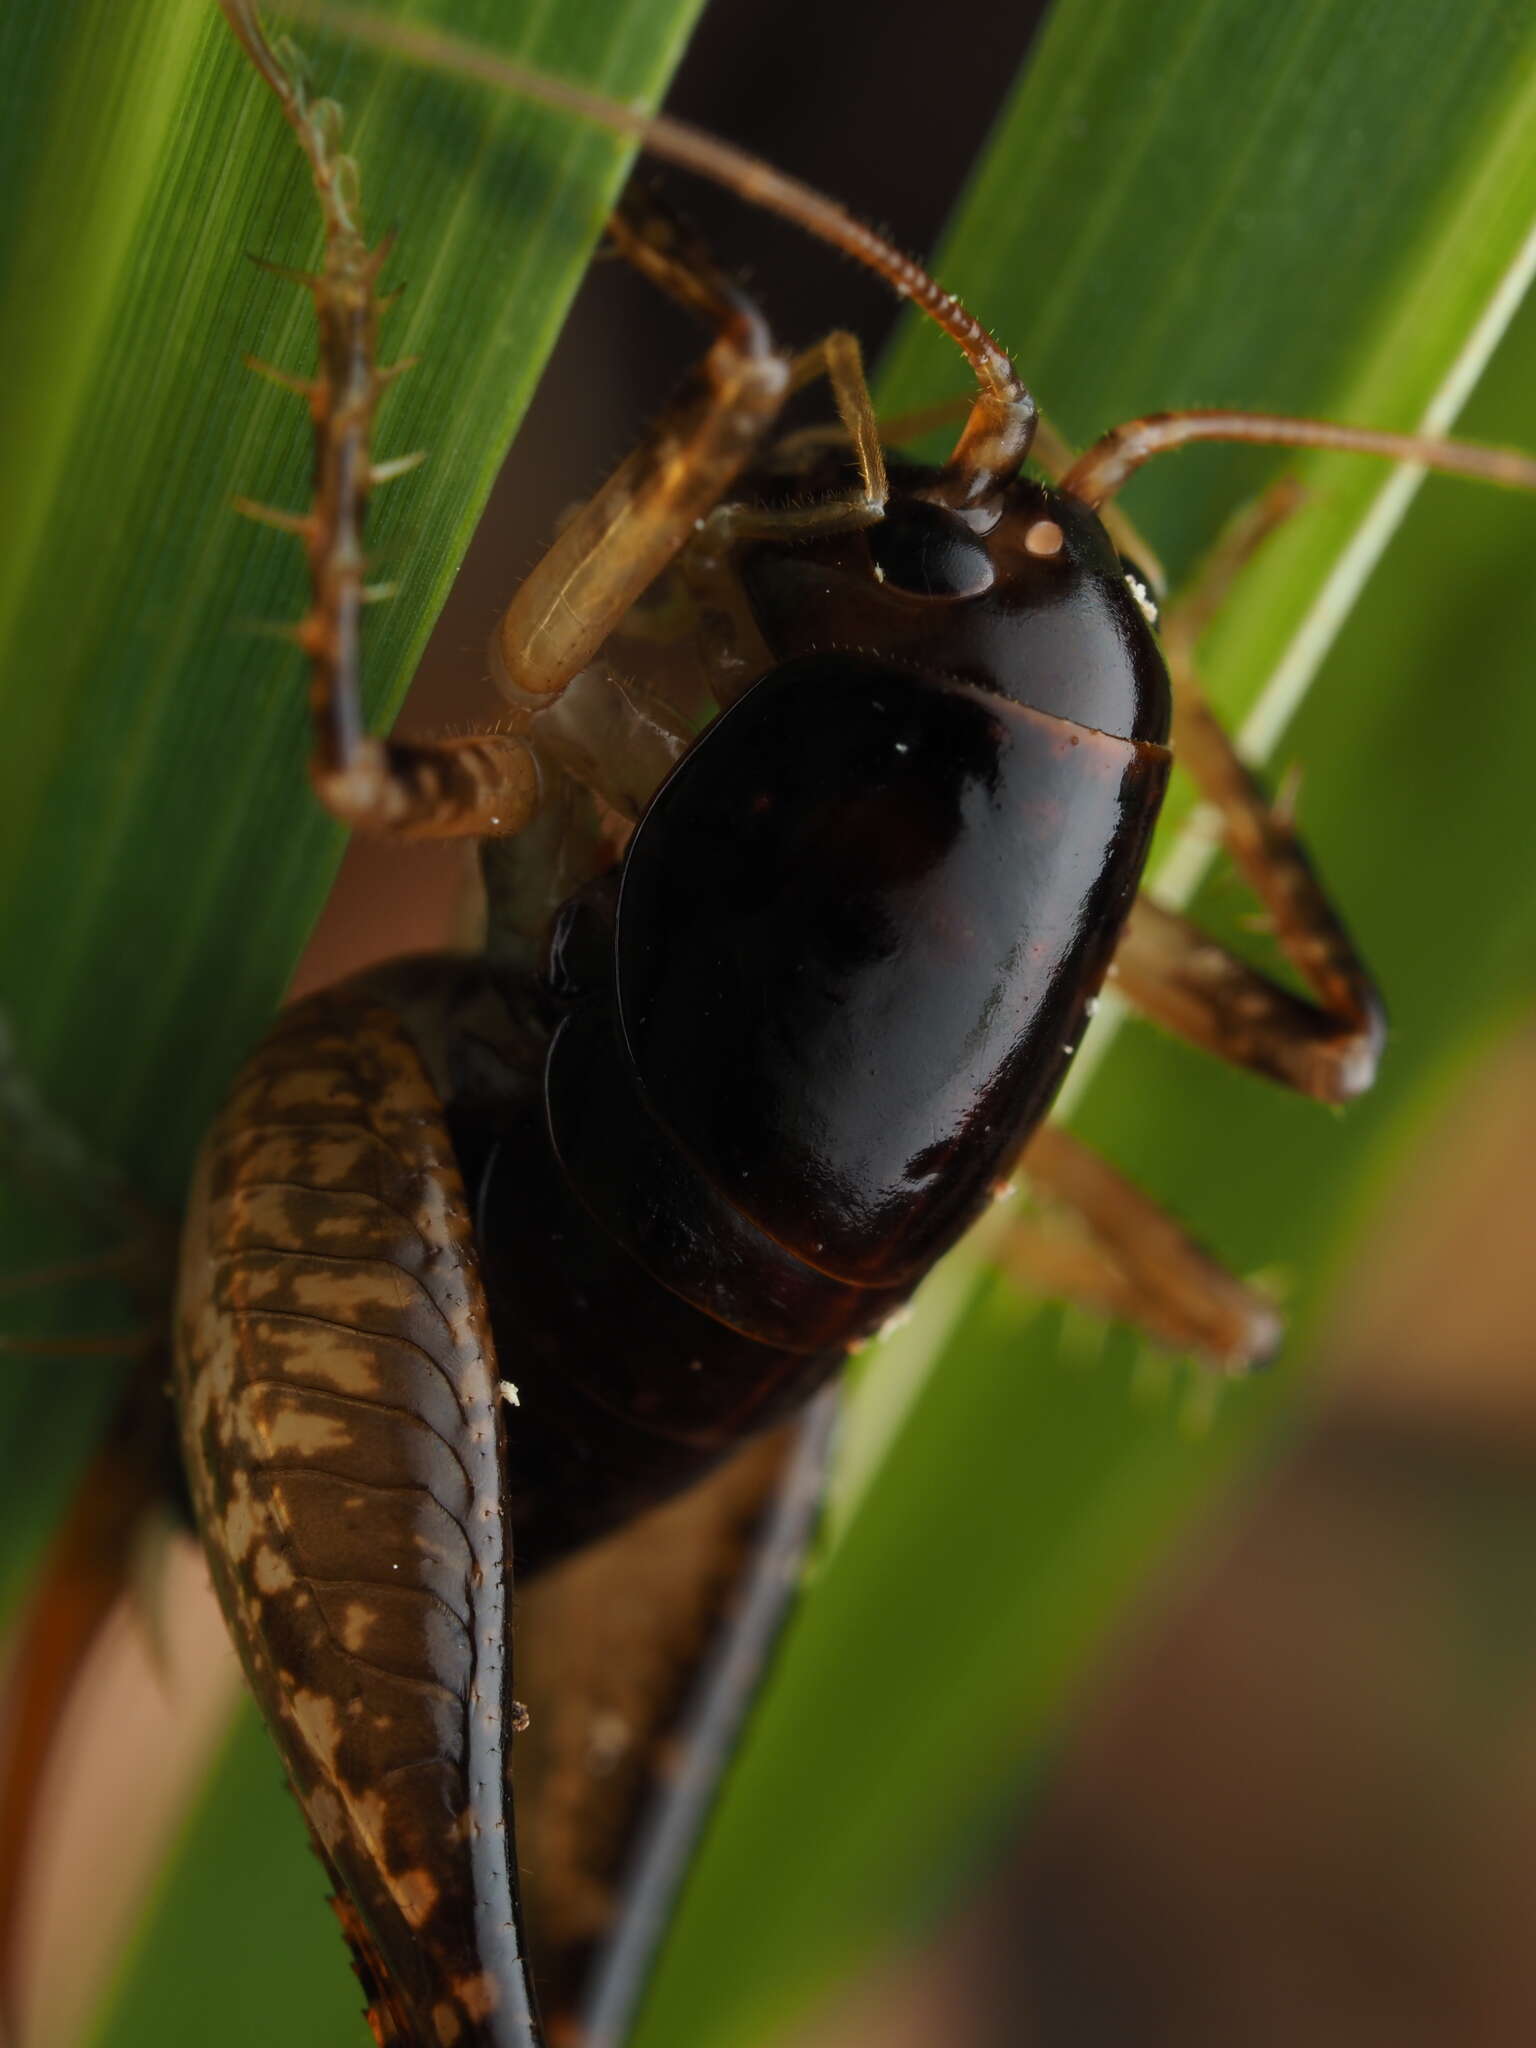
xmin=174 ymin=989 xmax=539 ymax=2048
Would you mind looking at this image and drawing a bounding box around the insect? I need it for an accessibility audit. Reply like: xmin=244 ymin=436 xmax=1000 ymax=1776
xmin=5 ymin=5 xmax=1536 ymax=2046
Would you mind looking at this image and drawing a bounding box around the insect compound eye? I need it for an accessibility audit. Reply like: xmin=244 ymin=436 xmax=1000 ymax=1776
xmin=866 ymin=499 xmax=996 ymax=598
xmin=1119 ymin=554 xmax=1160 ymax=627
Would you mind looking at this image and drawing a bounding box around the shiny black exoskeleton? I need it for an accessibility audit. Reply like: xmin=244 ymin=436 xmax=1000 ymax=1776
xmin=476 ymin=460 xmax=1172 ymax=1564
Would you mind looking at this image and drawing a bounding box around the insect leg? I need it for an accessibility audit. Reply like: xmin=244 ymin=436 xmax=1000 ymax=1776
xmin=511 ymin=1410 xmax=831 ymax=2041
xmin=227 ymin=0 xmax=540 ymax=841
xmin=783 ymin=330 xmax=885 ymax=500
xmin=770 ymin=396 xmax=1167 ymax=586
xmin=490 ymin=194 xmax=792 ymax=713
xmin=694 ymin=328 xmax=894 ymax=546
xmin=1004 ymin=1125 xmax=1280 ymax=1370
xmin=1111 ymin=490 xmax=1386 ymax=1104
xmin=579 ymin=1396 xmax=838 ymax=2048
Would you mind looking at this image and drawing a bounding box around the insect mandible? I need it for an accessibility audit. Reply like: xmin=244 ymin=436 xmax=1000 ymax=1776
xmin=10 ymin=4 xmax=1536 ymax=2046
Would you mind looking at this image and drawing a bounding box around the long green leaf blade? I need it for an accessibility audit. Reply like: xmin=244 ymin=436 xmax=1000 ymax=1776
xmin=0 ymin=0 xmax=704 ymax=2038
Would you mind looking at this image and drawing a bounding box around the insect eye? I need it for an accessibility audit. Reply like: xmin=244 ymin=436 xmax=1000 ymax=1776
xmin=1119 ymin=554 xmax=1159 ymax=627
xmin=867 ymin=500 xmax=995 ymax=598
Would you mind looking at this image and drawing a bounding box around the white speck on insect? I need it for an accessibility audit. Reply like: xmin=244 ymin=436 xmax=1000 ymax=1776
xmin=1124 ymin=571 xmax=1159 ymax=626
xmin=872 ymin=562 xmax=886 ymax=583
xmin=879 ymin=1304 xmax=913 ymax=1337
xmin=499 ymin=1380 xmax=520 ymax=1406
xmin=1085 ymin=996 xmax=1099 ymax=1018
xmin=894 ymin=740 xmax=910 ymax=754
xmin=1062 ymin=1042 xmax=1076 ymax=1055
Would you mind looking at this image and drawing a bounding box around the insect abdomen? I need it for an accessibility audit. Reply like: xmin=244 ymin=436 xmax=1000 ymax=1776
xmin=174 ymin=990 xmax=539 ymax=2048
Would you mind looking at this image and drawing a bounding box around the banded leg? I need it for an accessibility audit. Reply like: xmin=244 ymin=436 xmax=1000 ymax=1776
xmin=1112 ymin=487 xmax=1387 ymax=1104
xmin=1006 ymin=1125 xmax=1281 ymax=1370
xmin=226 ymin=1 xmax=538 ymax=840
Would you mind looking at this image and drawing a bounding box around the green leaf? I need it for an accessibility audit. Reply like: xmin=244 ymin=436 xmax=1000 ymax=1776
xmin=92 ymin=1706 xmax=369 ymax=2048
xmin=628 ymin=3 xmax=1536 ymax=2045
xmin=0 ymin=0 xmax=703 ymax=2038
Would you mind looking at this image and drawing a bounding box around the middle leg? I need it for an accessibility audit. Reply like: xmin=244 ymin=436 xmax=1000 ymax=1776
xmin=1112 ymin=487 xmax=1387 ymax=1104
xmin=1005 ymin=1125 xmax=1282 ymax=1369
xmin=995 ymin=489 xmax=1384 ymax=1367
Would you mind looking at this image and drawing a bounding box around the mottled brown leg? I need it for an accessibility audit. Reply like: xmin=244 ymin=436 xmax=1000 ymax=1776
xmin=1113 ymin=489 xmax=1386 ymax=1104
xmin=1005 ymin=1125 xmax=1281 ymax=1369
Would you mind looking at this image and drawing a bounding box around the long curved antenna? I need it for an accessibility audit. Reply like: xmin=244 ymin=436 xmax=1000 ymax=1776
xmin=1061 ymin=408 xmax=1536 ymax=508
xmin=304 ymin=3 xmax=1036 ymax=502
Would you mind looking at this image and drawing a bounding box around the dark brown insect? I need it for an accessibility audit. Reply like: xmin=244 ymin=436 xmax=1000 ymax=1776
xmin=8 ymin=6 xmax=1536 ymax=2047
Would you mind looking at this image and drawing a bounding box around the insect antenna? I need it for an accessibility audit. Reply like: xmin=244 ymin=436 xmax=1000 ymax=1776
xmin=1060 ymin=407 xmax=1536 ymax=506
xmin=298 ymin=3 xmax=1038 ymax=505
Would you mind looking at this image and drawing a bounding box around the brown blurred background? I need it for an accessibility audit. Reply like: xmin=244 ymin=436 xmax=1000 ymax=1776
xmin=795 ymin=1022 xmax=1536 ymax=2047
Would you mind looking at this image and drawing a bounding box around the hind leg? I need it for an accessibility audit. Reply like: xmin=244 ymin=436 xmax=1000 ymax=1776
xmin=999 ymin=488 xmax=1383 ymax=1367
xmin=1112 ymin=485 xmax=1385 ymax=1103
xmin=1004 ymin=1125 xmax=1281 ymax=1371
